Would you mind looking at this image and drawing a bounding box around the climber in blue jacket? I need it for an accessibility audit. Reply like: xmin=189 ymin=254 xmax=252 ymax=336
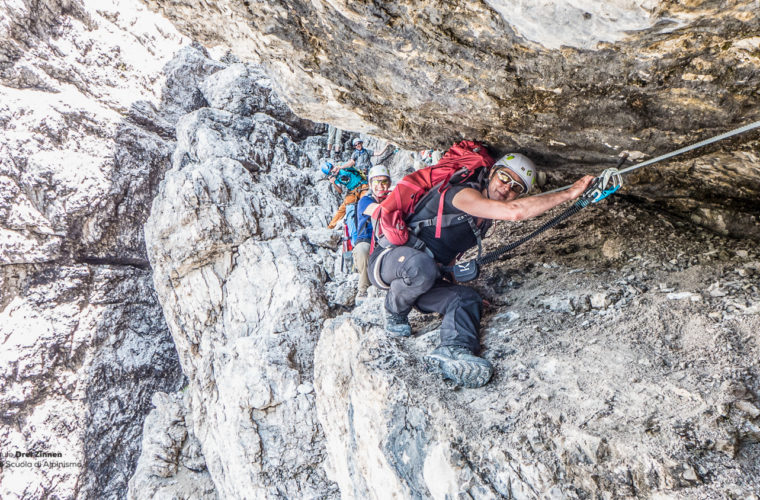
xmin=353 ymin=164 xmax=392 ymax=302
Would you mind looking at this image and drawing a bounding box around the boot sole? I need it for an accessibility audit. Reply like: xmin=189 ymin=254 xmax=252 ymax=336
xmin=424 ymin=354 xmax=493 ymax=388
xmin=385 ymin=326 xmax=412 ymax=337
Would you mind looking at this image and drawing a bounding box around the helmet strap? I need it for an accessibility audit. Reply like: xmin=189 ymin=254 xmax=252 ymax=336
xmin=484 ymin=167 xmax=497 ymax=200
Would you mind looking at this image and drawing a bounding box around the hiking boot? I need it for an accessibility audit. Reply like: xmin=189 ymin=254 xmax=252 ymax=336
xmin=384 ymin=311 xmax=411 ymax=337
xmin=424 ymin=346 xmax=493 ymax=388
xmin=355 ymin=291 xmax=367 ymax=305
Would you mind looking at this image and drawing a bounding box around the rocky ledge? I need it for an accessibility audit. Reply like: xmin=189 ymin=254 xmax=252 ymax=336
xmin=316 ymin=200 xmax=760 ymax=498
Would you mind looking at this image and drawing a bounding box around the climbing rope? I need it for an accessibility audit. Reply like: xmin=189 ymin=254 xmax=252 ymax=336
xmin=446 ymin=120 xmax=760 ymax=282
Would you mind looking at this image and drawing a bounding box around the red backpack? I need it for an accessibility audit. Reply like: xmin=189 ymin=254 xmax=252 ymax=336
xmin=373 ymin=140 xmax=494 ymax=247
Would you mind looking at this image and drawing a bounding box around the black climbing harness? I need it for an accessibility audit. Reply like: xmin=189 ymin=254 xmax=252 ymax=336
xmin=445 ymin=120 xmax=760 ymax=282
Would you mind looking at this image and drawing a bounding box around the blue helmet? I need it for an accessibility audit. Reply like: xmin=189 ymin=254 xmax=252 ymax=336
xmin=321 ymin=161 xmax=333 ymax=175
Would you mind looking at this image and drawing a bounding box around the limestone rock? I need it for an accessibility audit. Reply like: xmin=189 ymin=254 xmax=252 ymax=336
xmin=127 ymin=391 xmax=217 ymax=500
xmin=199 ymin=63 xmax=318 ymax=136
xmin=0 ymin=1 xmax=192 ymax=498
xmin=159 ymin=43 xmax=226 ymax=124
xmin=143 ymin=56 xmax=345 ymax=499
xmin=316 ymin=282 xmax=760 ymax=497
xmin=601 ymin=238 xmax=625 ymax=260
xmin=4 ymin=1 xmax=760 ymax=499
xmin=311 ymin=199 xmax=760 ymax=498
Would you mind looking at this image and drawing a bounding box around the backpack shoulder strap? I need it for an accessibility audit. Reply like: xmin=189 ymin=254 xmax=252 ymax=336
xmin=407 ymin=181 xmax=483 ymax=236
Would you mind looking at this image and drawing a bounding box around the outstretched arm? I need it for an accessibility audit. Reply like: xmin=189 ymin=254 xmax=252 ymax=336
xmin=452 ymin=175 xmax=594 ymax=221
xmin=372 ymin=143 xmax=392 ymax=157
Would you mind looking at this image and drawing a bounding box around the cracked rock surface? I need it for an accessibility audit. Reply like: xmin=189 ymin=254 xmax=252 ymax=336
xmin=127 ymin=391 xmax=216 ymax=500
xmin=142 ymin=54 xmax=341 ymax=498
xmin=3 ymin=1 xmax=759 ymax=498
xmin=139 ymin=45 xmax=759 ymax=498
xmin=0 ymin=1 xmax=197 ymax=498
xmin=315 ymin=199 xmax=760 ymax=499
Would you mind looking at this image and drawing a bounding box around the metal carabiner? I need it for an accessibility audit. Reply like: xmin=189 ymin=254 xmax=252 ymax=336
xmin=595 ymin=167 xmax=623 ymax=203
xmin=579 ymin=167 xmax=624 ymax=205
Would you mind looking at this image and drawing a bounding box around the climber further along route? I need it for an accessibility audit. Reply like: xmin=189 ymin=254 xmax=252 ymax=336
xmin=339 ymin=138 xmax=394 ymax=176
xmin=323 ymin=161 xmax=370 ymax=286
xmin=368 ymin=145 xmax=594 ymax=388
xmin=325 ymin=124 xmax=343 ymax=159
xmin=324 ymin=162 xmax=369 ymax=242
xmin=353 ymin=165 xmax=393 ymax=302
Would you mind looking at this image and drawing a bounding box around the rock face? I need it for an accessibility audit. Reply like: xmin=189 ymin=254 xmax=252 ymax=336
xmin=3 ymin=1 xmax=759 ymax=499
xmin=315 ymin=202 xmax=760 ymax=498
xmin=0 ymin=1 xmax=194 ymax=498
xmin=140 ymin=0 xmax=760 ymax=239
xmin=136 ymin=47 xmax=760 ymax=497
xmin=127 ymin=391 xmax=217 ymax=499
xmin=141 ymin=57 xmax=342 ymax=498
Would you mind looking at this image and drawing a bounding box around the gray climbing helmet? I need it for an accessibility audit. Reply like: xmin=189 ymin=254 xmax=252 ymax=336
xmin=368 ymin=164 xmax=390 ymax=182
xmin=493 ymin=153 xmax=537 ymax=194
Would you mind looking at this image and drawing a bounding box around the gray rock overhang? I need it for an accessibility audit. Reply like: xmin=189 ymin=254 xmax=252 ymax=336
xmin=139 ymin=0 xmax=760 ymax=238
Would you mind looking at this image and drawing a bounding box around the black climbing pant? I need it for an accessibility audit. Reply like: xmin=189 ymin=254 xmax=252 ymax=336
xmin=368 ymin=246 xmax=483 ymax=354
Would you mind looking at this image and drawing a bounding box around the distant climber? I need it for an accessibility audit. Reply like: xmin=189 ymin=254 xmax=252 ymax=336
xmin=368 ymin=152 xmax=594 ymax=388
xmin=353 ymin=165 xmax=392 ymax=303
xmin=339 ymin=138 xmax=393 ymax=176
xmin=324 ymin=161 xmax=369 ymax=242
xmin=326 ymin=124 xmax=343 ymax=159
xmin=416 ymin=149 xmax=442 ymax=168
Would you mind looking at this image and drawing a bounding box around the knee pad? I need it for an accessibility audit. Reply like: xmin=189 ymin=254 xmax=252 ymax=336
xmin=404 ymin=252 xmax=438 ymax=289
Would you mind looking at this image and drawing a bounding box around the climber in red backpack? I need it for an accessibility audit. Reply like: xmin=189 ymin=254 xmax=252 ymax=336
xmin=367 ymin=142 xmax=594 ymax=388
